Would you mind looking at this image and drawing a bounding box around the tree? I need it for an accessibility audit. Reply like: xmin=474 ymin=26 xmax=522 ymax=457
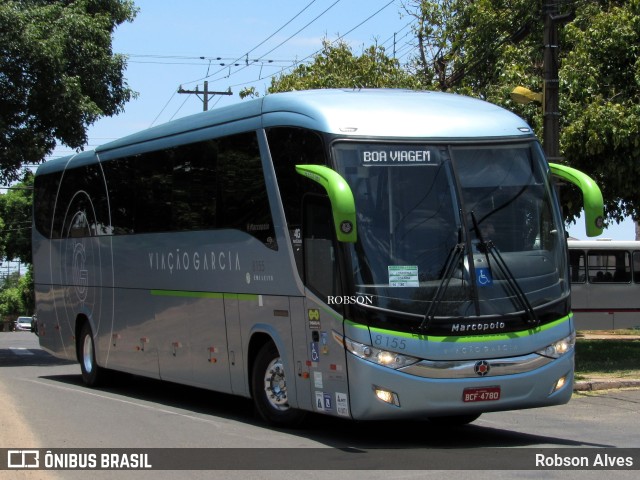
xmin=244 ymin=39 xmax=421 ymax=97
xmin=0 ymin=173 xmax=33 ymax=264
xmin=560 ymin=1 xmax=640 ymax=224
xmin=0 ymin=0 xmax=138 ymax=184
xmin=404 ymin=0 xmax=640 ymax=224
xmin=0 ymin=174 xmax=34 ymax=321
xmin=0 ymin=271 xmax=27 ymax=320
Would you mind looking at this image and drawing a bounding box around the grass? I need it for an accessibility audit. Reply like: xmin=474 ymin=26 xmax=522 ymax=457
xmin=579 ymin=328 xmax=640 ymax=336
xmin=574 ymin=337 xmax=640 ymax=381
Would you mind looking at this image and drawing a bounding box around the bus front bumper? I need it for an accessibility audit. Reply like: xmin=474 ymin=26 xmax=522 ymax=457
xmin=345 ymin=350 xmax=574 ymax=421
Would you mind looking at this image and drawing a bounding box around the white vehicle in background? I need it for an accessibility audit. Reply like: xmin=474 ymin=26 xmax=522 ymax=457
xmin=15 ymin=316 xmax=34 ymax=332
xmin=568 ymin=240 xmax=640 ymax=330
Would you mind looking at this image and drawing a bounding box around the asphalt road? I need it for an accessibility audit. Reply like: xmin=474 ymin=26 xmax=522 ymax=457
xmin=1 ymin=332 xmax=638 ymax=479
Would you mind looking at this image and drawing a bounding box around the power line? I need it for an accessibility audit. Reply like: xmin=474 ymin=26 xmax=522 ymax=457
xmin=151 ymin=0 xmax=402 ymax=123
xmin=126 ymin=54 xmax=297 ymax=62
xmin=187 ymin=0 xmax=343 ymax=88
xmin=169 ymin=93 xmax=192 ymax=122
xmin=225 ymin=0 xmax=398 ymax=91
xmin=150 ymin=90 xmax=177 ymax=127
xmin=246 ymin=0 xmax=343 ymax=65
xmin=149 ymin=0 xmax=324 ymax=125
xmin=180 ymin=0 xmax=333 ymax=87
xmin=126 ymin=55 xmax=297 ymax=67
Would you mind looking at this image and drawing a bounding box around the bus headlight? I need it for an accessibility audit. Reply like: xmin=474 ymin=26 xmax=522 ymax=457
xmin=536 ymin=332 xmax=576 ymax=359
xmin=343 ymin=336 xmax=419 ymax=369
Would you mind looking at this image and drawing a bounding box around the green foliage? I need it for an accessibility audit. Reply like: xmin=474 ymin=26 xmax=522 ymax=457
xmin=0 ymin=0 xmax=138 ymax=183
xmin=561 ymin=1 xmax=640 ymax=222
xmin=406 ymin=0 xmax=640 ymax=223
xmin=268 ymin=39 xmax=421 ymax=93
xmin=575 ymin=339 xmax=640 ymax=375
xmin=0 ymin=271 xmax=28 ymax=319
xmin=0 ymin=173 xmax=33 ymax=264
xmin=18 ymin=266 xmax=34 ymax=315
xmin=0 ymin=173 xmax=33 ymax=319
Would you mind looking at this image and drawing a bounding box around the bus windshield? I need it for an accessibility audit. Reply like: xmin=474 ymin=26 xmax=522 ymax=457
xmin=333 ymin=141 xmax=568 ymax=331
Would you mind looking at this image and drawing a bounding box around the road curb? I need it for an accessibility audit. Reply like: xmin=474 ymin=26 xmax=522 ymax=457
xmin=574 ymin=380 xmax=640 ymax=392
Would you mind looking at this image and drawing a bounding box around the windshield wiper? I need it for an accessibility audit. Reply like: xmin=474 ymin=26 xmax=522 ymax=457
xmin=470 ymin=211 xmax=539 ymax=326
xmin=418 ymin=230 xmax=465 ymax=332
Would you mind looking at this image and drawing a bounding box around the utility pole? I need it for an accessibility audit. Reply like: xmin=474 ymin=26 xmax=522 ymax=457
xmin=177 ymin=81 xmax=232 ymax=111
xmin=542 ymin=0 xmax=573 ymax=162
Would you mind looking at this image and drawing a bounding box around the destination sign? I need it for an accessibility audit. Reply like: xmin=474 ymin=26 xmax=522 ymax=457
xmin=360 ymin=146 xmax=441 ymax=166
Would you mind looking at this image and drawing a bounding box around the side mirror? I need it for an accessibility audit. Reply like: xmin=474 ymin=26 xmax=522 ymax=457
xmin=295 ymin=165 xmax=357 ymax=243
xmin=549 ymin=163 xmax=604 ymax=237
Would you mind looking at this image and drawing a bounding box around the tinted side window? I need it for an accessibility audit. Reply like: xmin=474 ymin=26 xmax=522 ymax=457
xmin=266 ymin=127 xmax=326 ymax=228
xmin=266 ymin=127 xmax=327 ymax=272
xmin=169 ymin=140 xmax=218 ymax=232
xmin=33 ymin=171 xmax=62 ymax=238
xmin=52 ymin=163 xmax=111 ymax=239
xmin=218 ymin=134 xmax=277 ymax=249
xmin=102 ymin=132 xmax=275 ymax=247
xmin=303 ymin=195 xmax=342 ymax=303
xmin=103 ymin=142 xmax=214 ymax=234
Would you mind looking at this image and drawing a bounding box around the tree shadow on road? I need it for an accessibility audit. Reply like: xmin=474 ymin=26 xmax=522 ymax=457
xmin=39 ymin=369 xmax=614 ymax=453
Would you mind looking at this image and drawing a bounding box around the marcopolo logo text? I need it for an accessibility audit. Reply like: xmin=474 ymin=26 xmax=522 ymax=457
xmin=451 ymin=321 xmax=506 ymax=333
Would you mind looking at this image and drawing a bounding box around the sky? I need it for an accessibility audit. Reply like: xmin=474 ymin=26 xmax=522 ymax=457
xmin=59 ymin=0 xmax=414 ymax=153
xmin=46 ymin=0 xmax=637 ymax=241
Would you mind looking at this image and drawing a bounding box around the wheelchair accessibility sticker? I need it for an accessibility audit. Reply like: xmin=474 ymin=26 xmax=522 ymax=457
xmin=476 ymin=267 xmax=493 ymax=286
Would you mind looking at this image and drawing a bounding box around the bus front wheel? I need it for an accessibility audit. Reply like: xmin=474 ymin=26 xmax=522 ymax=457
xmin=79 ymin=323 xmax=104 ymax=387
xmin=251 ymin=341 xmax=306 ymax=427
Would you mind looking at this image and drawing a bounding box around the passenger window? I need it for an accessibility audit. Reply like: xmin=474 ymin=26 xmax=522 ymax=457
xmin=634 ymin=251 xmax=640 ymax=283
xmin=588 ymin=250 xmax=631 ymax=283
xmin=569 ymin=250 xmax=586 ymax=283
xmin=101 ymin=132 xmax=276 ymax=248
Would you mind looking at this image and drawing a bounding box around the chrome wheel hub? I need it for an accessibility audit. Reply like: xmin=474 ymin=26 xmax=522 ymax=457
xmin=83 ymin=335 xmax=94 ymax=374
xmin=263 ymin=358 xmax=289 ymax=411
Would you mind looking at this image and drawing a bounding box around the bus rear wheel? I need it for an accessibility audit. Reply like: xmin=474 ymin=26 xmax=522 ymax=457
xmin=251 ymin=341 xmax=306 ymax=427
xmin=79 ymin=323 xmax=104 ymax=387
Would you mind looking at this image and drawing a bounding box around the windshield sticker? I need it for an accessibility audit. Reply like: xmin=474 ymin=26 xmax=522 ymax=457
xmin=388 ymin=265 xmax=419 ymax=287
xmin=361 ymin=147 xmax=441 ymax=166
xmin=475 ymin=267 xmax=493 ymax=286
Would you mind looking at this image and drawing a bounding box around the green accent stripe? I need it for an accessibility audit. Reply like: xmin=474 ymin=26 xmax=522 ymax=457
xmin=345 ymin=314 xmax=573 ymax=343
xmin=150 ymin=290 xmax=258 ymax=301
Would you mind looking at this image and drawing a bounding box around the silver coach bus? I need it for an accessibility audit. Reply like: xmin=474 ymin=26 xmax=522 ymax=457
xmin=568 ymin=240 xmax=640 ymax=330
xmin=33 ymin=89 xmax=604 ymax=427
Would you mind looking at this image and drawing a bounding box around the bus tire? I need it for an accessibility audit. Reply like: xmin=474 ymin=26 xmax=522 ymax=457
xmin=79 ymin=323 xmax=104 ymax=387
xmin=428 ymin=413 xmax=481 ymax=426
xmin=251 ymin=341 xmax=306 ymax=427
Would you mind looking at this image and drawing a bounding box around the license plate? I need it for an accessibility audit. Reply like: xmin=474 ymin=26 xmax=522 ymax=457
xmin=463 ymin=386 xmax=501 ymax=403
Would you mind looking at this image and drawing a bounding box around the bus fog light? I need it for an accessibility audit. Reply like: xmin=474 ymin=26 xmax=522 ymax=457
xmin=373 ymin=385 xmax=400 ymax=407
xmin=551 ymin=375 xmax=568 ymax=394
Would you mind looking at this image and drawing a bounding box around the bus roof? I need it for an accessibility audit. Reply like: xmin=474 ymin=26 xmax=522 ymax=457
xmin=95 ymin=89 xmax=533 ymax=154
xmin=567 ymin=239 xmax=640 ymax=250
xmin=37 ymin=89 xmax=536 ymax=175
